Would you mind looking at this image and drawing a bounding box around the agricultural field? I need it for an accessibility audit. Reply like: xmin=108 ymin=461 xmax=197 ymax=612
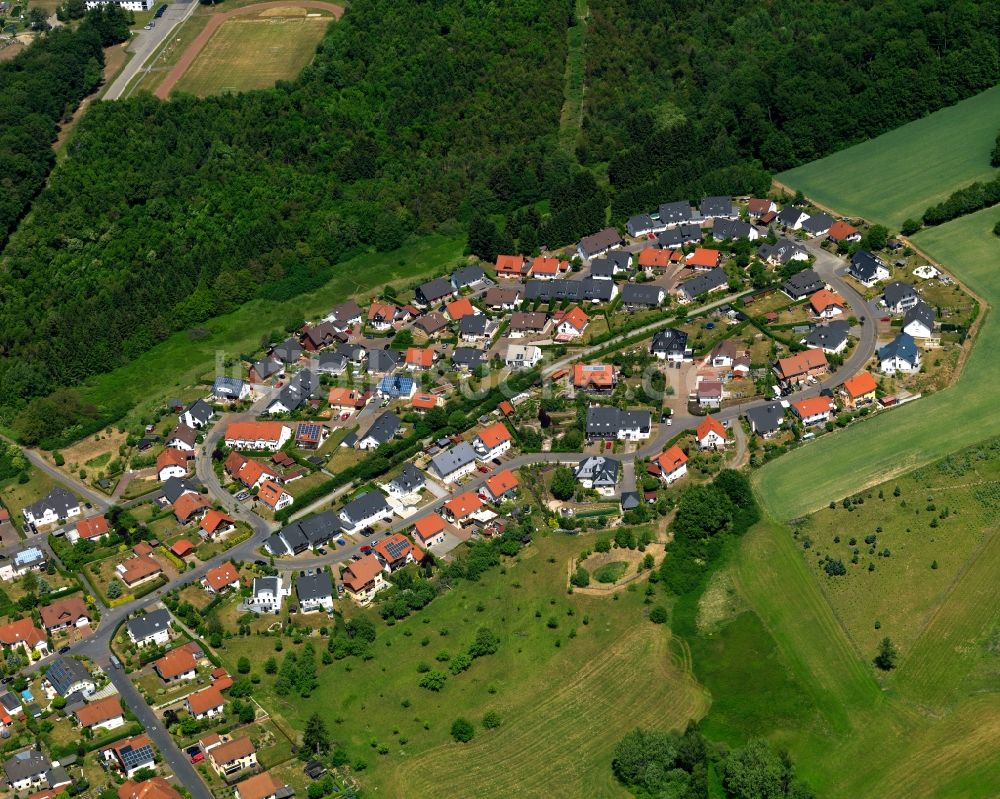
xmin=777 ymin=84 xmax=1000 ymax=229
xmin=173 ymin=16 xmax=332 ymax=97
xmin=213 ymin=534 xmax=708 ymax=798
xmin=74 ymin=234 xmax=463 ymax=437
xmin=755 ymin=204 xmax=1000 ymax=519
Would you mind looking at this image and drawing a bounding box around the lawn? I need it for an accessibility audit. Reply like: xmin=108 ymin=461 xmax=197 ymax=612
xmin=755 ymin=205 xmax=1000 ymax=520
xmin=0 ymin=468 xmax=57 ymax=525
xmin=777 ymin=84 xmax=1000 ymax=229
xmin=173 ymin=16 xmax=332 ymax=96
xmin=74 ymin=234 xmax=463 ymax=436
xmin=212 ymin=534 xmax=708 ymax=798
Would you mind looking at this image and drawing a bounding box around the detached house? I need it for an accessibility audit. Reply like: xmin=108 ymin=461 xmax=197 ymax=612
xmin=383 ymin=463 xmax=426 ymax=499
xmin=677 ymin=268 xmax=728 ymax=302
xmin=841 ymin=371 xmax=878 ymax=408
xmin=358 ymin=412 xmax=401 ymax=450
xmin=373 ymin=534 xmax=417 ymax=572
xmin=23 ymin=487 xmax=80 ymax=528
xmin=658 ymin=201 xmax=693 ymax=226
xmin=44 ymin=656 xmax=95 ymax=699
xmin=483 ymin=469 xmax=519 ymax=503
xmin=443 ymin=491 xmax=484 ymax=526
xmin=712 ymin=218 xmax=758 ymax=241
xmin=776 ymin=207 xmax=809 ymax=230
xmin=803 ymin=320 xmax=851 ymax=354
xmin=620 ymin=284 xmax=665 ymax=308
xmin=791 ymin=396 xmax=835 ymax=426
xmin=186 ymin=685 xmax=225 ymax=720
xmin=651 ymin=446 xmax=688 ymax=484
xmin=415 ymin=277 xmax=456 ymax=307
xmin=413 ymin=513 xmax=447 ymax=547
xmin=367 ymin=302 xmax=400 ymax=331
xmin=760 ymin=239 xmax=808 ymax=268
xmin=626 ymin=213 xmax=665 ymax=238
xmin=505 ymin=344 xmax=542 ymax=369
xmin=688 ymin=248 xmax=722 ymax=270
xmin=473 ymin=422 xmax=512 ymax=461
xmin=574 ymin=456 xmax=619 ymax=496
xmin=699 ymin=196 xmax=739 ymax=220
xmin=126 ymin=609 xmax=171 ymax=648
xmin=696 ymin=416 xmax=727 ymax=450
xmin=179 ymin=400 xmax=213 ymax=430
xmin=879 ymin=332 xmax=921 ymax=374
xmin=200 ymin=510 xmax=236 ymax=540
xmin=528 ymin=257 xmax=570 ymax=280
xmin=882 ymin=281 xmax=920 ymax=314
xmin=248 ymin=576 xmax=290 ymax=615
xmin=153 ymin=647 xmax=197 ymax=683
xmin=338 ymin=492 xmax=393 ymax=534
xmin=495 ymin=254 xmax=529 ymax=279
xmin=102 ymin=735 xmax=156 ymax=780
xmin=430 ymin=442 xmax=478 ymax=483
xmin=801 ymin=212 xmax=833 ymax=237
xmin=775 ymin=348 xmax=828 ymax=387
xmin=67 ymin=514 xmax=111 ymax=545
xmin=75 ymin=696 xmax=125 ymax=732
xmin=573 ymin=363 xmax=616 ymax=392
xmin=556 ymin=306 xmax=589 ymax=339
xmin=296 ymin=571 xmax=334 ymax=613
xmin=508 ymin=312 xmax=551 ymax=339
xmin=256 ymin=480 xmax=293 ymax=512
xmin=156 ymin=448 xmax=191 ymax=482
xmin=206 ymin=736 xmax=257 ymax=778
xmin=577 ymin=227 xmax=621 ymax=261
xmin=3 ymin=750 xmax=68 ymax=793
xmin=651 ymin=328 xmax=689 ymax=362
xmin=850 ymin=251 xmax=889 ymax=287
xmin=782 ymin=269 xmax=824 ymax=300
xmin=39 ymin=595 xmax=90 ymax=633
xmin=810 ymin=289 xmax=846 ymax=318
xmin=827 ymin=220 xmax=861 ymax=243
xmin=172 ymin=492 xmax=210 ymax=525
xmin=166 ymin=424 xmax=198 ymax=452
xmin=0 ymin=618 xmax=48 ymax=657
xmin=745 ymin=402 xmax=785 ymax=438
xmin=249 ymin=357 xmax=284 ymax=385
xmin=202 ymin=561 xmax=241 ymax=594
xmin=234 ymin=772 xmax=290 ymax=799
xmin=116 ymin=544 xmax=164 ymax=587
xmin=341 ymin=555 xmax=387 ymax=606
xmin=903 ymin=301 xmax=936 ymax=339
xmin=747 ymin=198 xmax=777 ymax=218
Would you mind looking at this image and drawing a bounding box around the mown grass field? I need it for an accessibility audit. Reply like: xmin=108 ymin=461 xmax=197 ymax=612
xmin=76 ymin=234 xmax=463 ymax=429
xmin=174 ymin=17 xmax=330 ymax=96
xmin=213 ymin=535 xmax=708 ymax=798
xmin=755 ymin=204 xmax=1000 ymax=520
xmin=777 ymin=84 xmax=1000 ymax=229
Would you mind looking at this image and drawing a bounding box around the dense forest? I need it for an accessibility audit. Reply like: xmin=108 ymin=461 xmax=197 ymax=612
xmin=0 ymin=6 xmax=131 ymax=246
xmin=582 ymin=0 xmax=999 ymax=218
xmin=0 ymin=0 xmax=998 ymax=444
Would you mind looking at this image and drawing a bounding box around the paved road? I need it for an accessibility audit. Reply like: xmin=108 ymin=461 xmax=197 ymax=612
xmin=103 ymin=0 xmax=199 ymax=101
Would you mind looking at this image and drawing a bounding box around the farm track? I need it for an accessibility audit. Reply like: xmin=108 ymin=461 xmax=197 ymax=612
xmin=154 ymin=0 xmax=343 ymax=99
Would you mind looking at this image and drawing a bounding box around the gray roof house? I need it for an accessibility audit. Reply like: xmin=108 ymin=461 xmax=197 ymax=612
xmin=803 ymin=320 xmax=851 ymax=353
xmin=359 ymin=412 xmax=401 ymax=450
xmin=745 ymin=402 xmax=785 ymax=437
xmin=267 ymin=369 xmax=316 ymax=414
xmin=415 ymin=277 xmax=456 ymax=306
xmin=4 ymin=749 xmax=68 ymax=792
xmin=713 ymin=218 xmax=757 ymax=241
xmin=879 ymin=332 xmax=920 ymax=373
xmin=882 ymin=281 xmax=920 ymax=314
xmin=295 ymin=571 xmax=334 ymax=612
xmin=620 ymin=284 xmax=665 ymax=307
xmin=323 ymin=301 xmax=363 ymax=329
xmin=782 ymin=268 xmax=824 ymax=299
xmin=801 ymin=212 xmax=834 ymax=237
xmin=251 ymin=357 xmax=284 ymax=382
xmin=339 ymin=491 xmax=393 ymax=532
xmin=429 ymin=441 xmax=478 ymax=481
xmin=678 ymin=268 xmax=728 ymax=302
xmin=366 ymin=348 xmax=403 ymax=374
xmin=903 ymin=301 xmax=936 ymax=338
xmin=452 ymin=347 xmax=485 ymax=371
xmin=699 ymin=196 xmax=739 ymax=220
xmin=451 ymin=265 xmax=486 ymax=290
xmin=125 ymin=608 xmax=172 ymax=646
xmin=759 ymin=239 xmax=808 ymax=266
xmin=577 ymin=227 xmax=622 ymax=261
xmin=180 ymin=399 xmax=213 ymax=429
xmin=44 ymin=657 xmax=95 ymax=698
xmin=272 ymin=511 xmax=341 ymax=553
xmin=212 ymin=376 xmax=250 ymax=401
xmin=459 ymin=314 xmax=489 ymax=339
xmin=658 ymin=201 xmax=693 ymax=225
xmin=574 ymin=456 xmax=620 ymax=492
xmin=23 ymin=487 xmax=80 ymax=526
xmin=161 ymin=476 xmax=199 ymax=504
xmin=384 ymin=463 xmax=426 ymax=497
xmin=776 ymin=206 xmax=809 ymax=229
xmin=626 ymin=213 xmax=665 ymax=238
xmin=585 ymin=407 xmax=651 ymax=440
xmin=650 ymin=328 xmax=689 ymax=360
xmin=316 ymin=352 xmax=347 ymax=374
xmin=272 ymin=338 xmax=304 ymax=364
xmin=850 ymin=251 xmax=889 ymax=286
xmin=588 ymin=258 xmax=618 ymax=280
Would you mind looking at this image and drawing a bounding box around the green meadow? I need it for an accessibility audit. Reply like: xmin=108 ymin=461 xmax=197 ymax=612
xmin=777 ymin=84 xmax=1000 ymax=229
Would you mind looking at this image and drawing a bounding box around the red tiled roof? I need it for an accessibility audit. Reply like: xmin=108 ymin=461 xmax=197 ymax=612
xmin=411 ymin=393 xmax=438 ymax=410
xmin=843 ymin=371 xmax=878 ymax=399
xmin=529 ymin=257 xmax=568 ymax=276
xmin=39 ymin=595 xmax=89 ymax=630
xmin=75 ymin=515 xmax=110 ymax=540
xmin=173 ymin=493 xmax=209 ymax=522
xmin=446 ymin=298 xmax=476 ymax=321
xmin=204 ymin=562 xmax=240 ymax=592
xmin=485 ymin=469 xmax=519 ymax=498
xmin=413 ymin=513 xmax=446 ymax=542
xmin=328 ymin=387 xmax=368 ymax=408
xmin=234 ymin=772 xmax=286 ymax=799
xmin=406 ymin=347 xmax=435 ymax=367
xmin=154 ymin=647 xmax=197 ymax=679
xmin=367 ymin=302 xmax=398 ymax=322
xmin=654 ymin=445 xmax=688 ymax=474
xmin=75 ymin=696 xmax=123 ymax=727
xmin=118 ymin=778 xmax=182 ymax=799
xmin=224 ymin=421 xmax=289 ymax=445
xmin=498 ymin=401 xmax=514 ymax=416
xmin=156 ymin=448 xmax=190 ymax=474
xmin=638 ymin=248 xmax=673 ymax=268
xmin=170 ymin=540 xmax=194 ymax=558
xmin=810 ymin=289 xmax=846 ymax=314
xmin=827 ymin=221 xmax=859 ymax=241
xmin=186 ymin=685 xmax=224 ymax=715
xmin=573 ymin=363 xmax=614 ymax=388
xmin=200 ymin=509 xmax=235 ymax=535
xmin=342 ymin=555 xmax=383 ymax=591
xmin=209 ymin=735 xmax=255 ymax=765
xmin=560 ymin=306 xmax=589 ymax=332
xmin=495 ymin=255 xmax=528 ymax=276
xmin=119 ymin=552 xmax=163 ymax=584
xmin=256 ymin=480 xmax=287 ymax=510
xmin=444 ymin=491 xmax=483 ymax=520
xmin=697 ymin=416 xmax=727 ymax=442
xmin=373 ymin=533 xmax=413 ymax=564
xmin=792 ymin=396 xmax=835 ymax=418
xmin=688 ymin=248 xmax=721 ymax=268
xmin=777 ymin=348 xmax=827 ymax=379
xmin=476 ymin=421 xmax=511 ymax=449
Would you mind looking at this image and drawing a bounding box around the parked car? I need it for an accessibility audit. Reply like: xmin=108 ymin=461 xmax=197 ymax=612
xmin=360 ymin=545 xmax=373 ymax=555
xmin=58 ymin=645 xmax=71 ymax=655
xmin=477 ymin=465 xmax=489 ymax=473
xmin=336 ymin=538 xmax=347 ymax=547
xmin=351 ymin=554 xmax=362 ymax=562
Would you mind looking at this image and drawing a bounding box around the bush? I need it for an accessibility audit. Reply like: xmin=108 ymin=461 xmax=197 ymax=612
xmin=482 ymin=710 xmax=502 ymax=729
xmin=648 ymin=606 xmax=668 ymax=624
xmin=451 ymin=717 xmax=475 ymax=742
xmin=419 ymin=671 xmax=447 ymax=691
xmin=570 ymin=566 xmax=590 ymax=587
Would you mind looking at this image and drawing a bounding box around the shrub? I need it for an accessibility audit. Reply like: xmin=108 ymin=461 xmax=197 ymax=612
xmin=482 ymin=710 xmax=502 ymax=729
xmin=419 ymin=671 xmax=447 ymax=691
xmin=451 ymin=717 xmax=475 ymax=742
xmin=648 ymin=606 xmax=668 ymax=624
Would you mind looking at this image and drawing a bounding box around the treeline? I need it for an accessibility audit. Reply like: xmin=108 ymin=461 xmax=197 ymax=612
xmin=920 ymin=172 xmax=1000 ymax=226
xmin=659 ymin=470 xmax=760 ymax=597
xmin=0 ymin=5 xmax=131 ymax=247
xmin=613 ymin=725 xmax=814 ymax=799
xmin=580 ymin=0 xmax=999 ymax=219
xmin=0 ymin=0 xmax=571 ymax=443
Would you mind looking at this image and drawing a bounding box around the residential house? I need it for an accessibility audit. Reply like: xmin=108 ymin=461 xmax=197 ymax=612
xmin=782 ymin=269 xmax=824 ymax=299
xmin=335 ymin=342 xmax=367 ymax=365
xmin=882 ymin=281 xmax=920 ymax=314
xmin=696 ymin=416 xmax=727 ymax=450
xmin=699 ymin=196 xmax=739 ymax=220
xmin=651 ymin=445 xmax=688 ymax=484
xmin=202 ymin=562 xmax=241 ymax=594
xmin=459 ymin=314 xmax=491 ymax=342
xmin=452 ymin=347 xmax=485 ymax=372
xmin=299 ymin=321 xmax=340 ymax=351
xmin=573 ymin=363 xmax=616 ymax=392
xmin=118 ymin=777 xmax=182 ymax=799
xmin=376 ymin=374 xmax=416 ymax=400
xmin=801 ymin=212 xmax=833 ymax=237
xmin=585 ymin=407 xmax=652 ymax=441
xmin=775 ymin=348 xmax=828 ymax=387
xmin=528 ymin=257 xmax=570 ymax=280
xmin=165 ymin=424 xmax=198 ymax=452
xmin=75 ymin=696 xmax=125 ymax=732
xmin=265 ymin=369 xmax=317 ymax=414
xmin=339 ymin=492 xmax=393 ymax=534
xmin=327 ymin=388 xmax=370 ymax=412
xmin=677 ymin=268 xmax=728 ymax=302
xmin=295 ymin=422 xmax=328 ymax=450
xmin=172 ymin=492 xmax=210 ymax=525
xmin=117 ymin=545 xmax=164 ymax=587
xmin=0 ymin=547 xmax=46 ymax=581
xmin=443 ymin=491 xmax=484 ymax=526
xmin=373 ymin=534 xmax=417 ymax=572
xmin=508 ymin=312 xmax=551 ymax=338
xmin=483 ymin=285 xmax=524 ymax=310
xmin=588 ymin=257 xmax=626 ymax=280
xmin=759 ymin=239 xmax=808 ymax=267
xmin=271 ymin=338 xmax=303 ymax=365
xmin=697 ymin=380 xmax=723 ymax=408
xmin=102 ymin=735 xmax=156 ymax=779
xmin=827 ymin=220 xmax=861 ymax=243
xmin=315 ymin=352 xmax=347 ymax=375
xmin=365 ymin=347 xmax=403 ymax=377
xmin=791 ymin=396 xmax=836 ymax=426
xmin=504 ymin=344 xmax=542 ymax=370
xmin=473 ymin=422 xmax=512 ymax=461
xmin=524 ymin=278 xmax=616 ymax=303
xmin=638 ymin=248 xmax=675 ymax=270
xmin=626 ymin=213 xmax=665 ymax=237
xmin=556 ymin=306 xmax=589 ymax=339
xmin=322 ymin=301 xmax=362 ymax=331
xmin=340 ymin=555 xmax=387 ymax=606
xmin=206 ymin=736 xmax=257 ymax=778
xmin=879 ymin=332 xmax=921 ymax=374
xmin=650 ymin=328 xmax=689 ymax=362
xmin=383 ymin=464 xmax=425 ymax=499
xmin=266 ymin=511 xmax=340 ymax=554
xmin=430 ymin=442 xmax=479 ymax=483
xmin=495 ymin=255 xmax=529 ymax=279
xmin=776 ymin=207 xmax=809 ymax=230
xmin=3 ymin=750 xmax=69 ymax=793
xmin=810 ymin=289 xmax=846 ymax=318
xmin=411 ymin=392 xmax=440 ymax=412
xmin=745 ymin=402 xmax=785 ymax=438
xmin=179 ymin=400 xmax=213 ymax=430
xmin=712 ymin=218 xmax=759 ymax=241
xmin=746 ymin=198 xmax=777 ymax=218
xmin=841 ymin=371 xmax=878 ymax=408
xmin=445 ymin=297 xmax=476 ymax=322
xmin=415 ymin=277 xmax=456 ymax=307
xmin=43 ymin=657 xmax=95 ymax=699
xmin=256 ymin=480 xmax=293 ymax=512
xmin=658 ymin=201 xmax=693 ymax=226
xmin=451 ymin=264 xmax=486 ymax=290
xmin=200 ymin=510 xmax=236 ymax=541
xmin=687 ymin=247 xmax=721 ymax=270
xmin=23 ymin=487 xmax=80 ymax=528
xmin=804 ymin=320 xmax=851 ymax=354
xmin=413 ymin=514 xmax=447 ymax=547
xmin=414 ymin=311 xmax=449 ymax=337
xmin=850 ymin=251 xmax=889 ymax=286
xmin=574 ymin=456 xmax=619 ymax=496
xmin=67 ymin=514 xmax=111 ymax=545
xmin=577 ymin=227 xmax=622 ymax=261
xmin=405 ymin=347 xmax=436 ymax=371
xmin=295 ymin=571 xmax=334 ymax=613
xmin=359 ymin=412 xmax=401 ymax=451
xmin=186 ymin=685 xmax=225 ymax=720
xmin=706 ymin=339 xmax=738 ymax=368
xmin=247 ymin=576 xmax=290 ymax=615
xmin=249 ymin=357 xmax=284 ymax=385
xmin=156 ymin=448 xmax=191 ymax=482
xmin=620 ymin=284 xmax=665 ymax=307
xmin=367 ymin=302 xmax=400 ymax=331
xmin=483 ymin=470 xmax=519 ymax=503
xmin=903 ymin=301 xmax=936 ymax=339
xmin=224 ymin=421 xmax=292 ymax=451
xmin=39 ymin=596 xmax=90 ymax=633
xmin=125 ymin=609 xmax=171 ymax=647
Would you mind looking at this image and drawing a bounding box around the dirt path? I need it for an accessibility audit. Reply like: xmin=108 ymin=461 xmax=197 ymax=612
xmin=54 ymin=45 xmax=129 ymax=153
xmin=154 ymin=0 xmax=343 ymax=99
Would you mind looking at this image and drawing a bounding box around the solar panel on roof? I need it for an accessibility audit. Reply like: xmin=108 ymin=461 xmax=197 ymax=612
xmin=385 ymin=539 xmax=408 ymax=559
xmin=298 ymin=423 xmax=322 ymax=438
xmin=120 ymin=743 xmax=154 ymax=769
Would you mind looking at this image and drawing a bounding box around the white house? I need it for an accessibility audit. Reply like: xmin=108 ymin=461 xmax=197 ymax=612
xmin=247 ymin=576 xmax=291 ymax=614
xmin=84 ymin=0 xmax=153 ymax=11
xmin=179 ymin=400 xmax=214 ymax=430
xmin=556 ymin=307 xmax=589 ymax=339
xmin=902 ymin=301 xmax=936 ymax=340
xmin=23 ymin=487 xmax=80 ymax=528
xmin=338 ymin=492 xmax=393 ymax=534
xmin=879 ymin=332 xmax=921 ymax=375
xmin=186 ymin=686 xmax=225 ymax=720
xmin=429 ymin=442 xmax=478 ymax=483
xmin=295 ymin=571 xmax=334 ymax=613
xmin=126 ymin=609 xmax=172 ymax=648
xmin=696 ymin=417 xmax=727 ymax=450
xmin=472 ymin=422 xmax=512 ymax=461
xmin=223 ymin=421 xmax=292 ymax=451
xmin=505 ymin=344 xmax=542 ymax=370
xmin=652 ymin=446 xmax=688 ymax=484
